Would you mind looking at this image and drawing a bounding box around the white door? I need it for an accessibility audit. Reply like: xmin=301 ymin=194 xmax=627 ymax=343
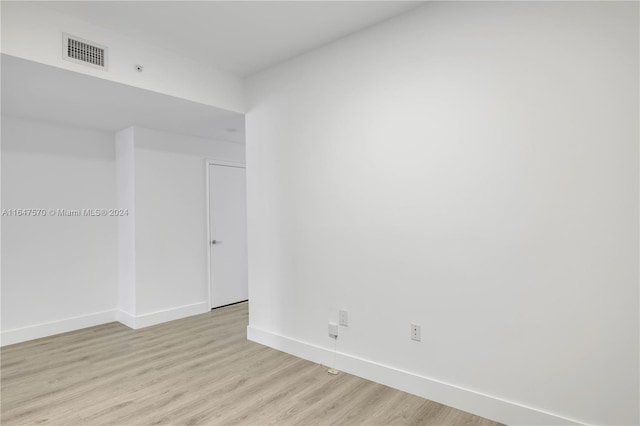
xmin=209 ymin=163 xmax=248 ymax=308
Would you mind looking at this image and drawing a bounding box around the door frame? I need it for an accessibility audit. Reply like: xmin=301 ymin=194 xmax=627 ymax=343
xmin=205 ymin=159 xmax=247 ymax=310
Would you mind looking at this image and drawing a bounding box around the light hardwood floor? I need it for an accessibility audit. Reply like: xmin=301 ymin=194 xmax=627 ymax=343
xmin=1 ymin=303 xmax=501 ymax=426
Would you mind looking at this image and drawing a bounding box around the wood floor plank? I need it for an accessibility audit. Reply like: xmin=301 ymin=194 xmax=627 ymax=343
xmin=1 ymin=302 xmax=502 ymax=426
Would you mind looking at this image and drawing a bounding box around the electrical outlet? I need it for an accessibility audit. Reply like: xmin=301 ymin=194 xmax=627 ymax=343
xmin=328 ymin=322 xmax=339 ymax=338
xmin=339 ymin=309 xmax=349 ymax=327
xmin=411 ymin=324 xmax=421 ymax=341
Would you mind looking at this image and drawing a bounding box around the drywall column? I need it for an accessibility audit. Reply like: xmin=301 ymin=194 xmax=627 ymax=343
xmin=115 ymin=127 xmax=136 ymax=325
xmin=114 ymin=126 xmax=245 ymax=328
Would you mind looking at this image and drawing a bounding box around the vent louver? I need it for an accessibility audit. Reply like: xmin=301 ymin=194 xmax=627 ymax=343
xmin=62 ymin=33 xmax=108 ymax=70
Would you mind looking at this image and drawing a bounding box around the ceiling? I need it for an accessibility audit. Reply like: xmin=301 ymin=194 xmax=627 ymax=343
xmin=2 ymin=55 xmax=245 ymax=143
xmin=3 ymin=2 xmax=425 ymax=142
xmin=39 ymin=1 xmax=425 ymax=77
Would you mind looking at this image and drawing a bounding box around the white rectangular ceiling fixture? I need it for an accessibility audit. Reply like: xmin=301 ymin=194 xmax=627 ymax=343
xmin=62 ymin=33 xmax=108 ymax=70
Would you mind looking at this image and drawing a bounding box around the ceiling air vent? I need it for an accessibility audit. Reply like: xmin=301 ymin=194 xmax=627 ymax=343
xmin=62 ymin=33 xmax=108 ymax=70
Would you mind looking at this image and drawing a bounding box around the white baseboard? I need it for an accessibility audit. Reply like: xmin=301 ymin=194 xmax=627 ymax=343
xmin=116 ymin=309 xmax=136 ymax=329
xmin=1 ymin=302 xmax=210 ymax=346
xmin=1 ymin=309 xmax=117 ymax=346
xmin=247 ymin=325 xmax=585 ymax=426
xmin=118 ymin=301 xmax=209 ymax=329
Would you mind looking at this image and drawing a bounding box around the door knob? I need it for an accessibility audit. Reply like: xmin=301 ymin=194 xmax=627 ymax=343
xmin=211 ymin=240 xmax=223 ymax=244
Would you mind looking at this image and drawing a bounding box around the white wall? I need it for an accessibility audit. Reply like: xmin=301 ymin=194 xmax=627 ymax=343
xmin=115 ymin=127 xmax=136 ymax=316
xmin=0 ymin=1 xmax=249 ymax=340
xmin=1 ymin=2 xmax=245 ymax=113
xmin=130 ymin=127 xmax=245 ymax=322
xmin=1 ymin=116 xmax=117 ymax=340
xmin=1 ymin=118 xmax=246 ymax=340
xmin=245 ymin=2 xmax=639 ymax=425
